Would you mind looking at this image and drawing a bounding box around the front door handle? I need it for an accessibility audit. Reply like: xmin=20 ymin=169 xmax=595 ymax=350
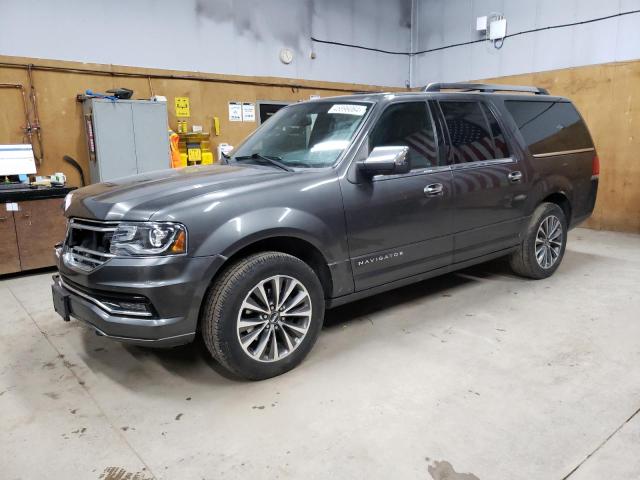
xmin=508 ymin=171 xmax=523 ymax=183
xmin=424 ymin=183 xmax=444 ymax=197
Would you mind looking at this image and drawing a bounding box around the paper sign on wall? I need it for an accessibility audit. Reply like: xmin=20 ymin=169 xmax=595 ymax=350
xmin=175 ymin=97 xmax=190 ymax=117
xmin=242 ymin=103 xmax=256 ymax=122
xmin=228 ymin=102 xmax=242 ymax=122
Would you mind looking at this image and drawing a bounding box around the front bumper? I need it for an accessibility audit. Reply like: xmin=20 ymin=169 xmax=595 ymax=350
xmin=52 ymin=252 xmax=225 ymax=347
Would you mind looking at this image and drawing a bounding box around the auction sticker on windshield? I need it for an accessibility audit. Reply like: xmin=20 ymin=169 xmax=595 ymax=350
xmin=328 ymin=104 xmax=367 ymax=116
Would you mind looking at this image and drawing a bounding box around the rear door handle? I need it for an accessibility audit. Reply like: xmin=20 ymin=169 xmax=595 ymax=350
xmin=424 ymin=183 xmax=444 ymax=197
xmin=508 ymin=171 xmax=523 ymax=183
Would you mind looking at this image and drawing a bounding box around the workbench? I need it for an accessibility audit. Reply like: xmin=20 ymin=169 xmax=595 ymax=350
xmin=0 ymin=186 xmax=74 ymax=275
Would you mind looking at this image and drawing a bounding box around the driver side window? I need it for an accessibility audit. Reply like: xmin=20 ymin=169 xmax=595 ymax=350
xmin=369 ymin=102 xmax=438 ymax=170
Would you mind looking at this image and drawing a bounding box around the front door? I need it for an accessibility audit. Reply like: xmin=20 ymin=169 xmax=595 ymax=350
xmin=437 ymin=99 xmax=530 ymax=263
xmin=340 ymin=101 xmax=454 ymax=291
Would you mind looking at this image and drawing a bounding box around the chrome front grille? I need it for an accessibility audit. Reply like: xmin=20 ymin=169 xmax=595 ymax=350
xmin=63 ymin=218 xmax=118 ymax=272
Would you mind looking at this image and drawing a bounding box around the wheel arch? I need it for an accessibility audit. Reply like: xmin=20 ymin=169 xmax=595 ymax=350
xmin=542 ymin=191 xmax=572 ymax=224
xmin=195 ymin=234 xmax=335 ymax=336
xmin=211 ymin=234 xmax=334 ymax=302
xmin=528 ymin=173 xmax=574 ymax=225
xmin=226 ymin=236 xmax=333 ymax=297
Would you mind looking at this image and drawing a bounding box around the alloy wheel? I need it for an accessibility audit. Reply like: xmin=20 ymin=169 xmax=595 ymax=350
xmin=236 ymin=275 xmax=312 ymax=362
xmin=535 ymin=215 xmax=563 ymax=269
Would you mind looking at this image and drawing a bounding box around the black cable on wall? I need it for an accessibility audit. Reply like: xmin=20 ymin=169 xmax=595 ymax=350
xmin=311 ymin=9 xmax=640 ymax=56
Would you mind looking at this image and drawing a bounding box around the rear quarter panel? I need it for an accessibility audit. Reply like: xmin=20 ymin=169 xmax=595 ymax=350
xmin=526 ymin=151 xmax=594 ymax=223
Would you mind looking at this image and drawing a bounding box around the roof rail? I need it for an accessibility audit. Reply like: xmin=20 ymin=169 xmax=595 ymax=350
xmin=424 ymin=82 xmax=549 ymax=95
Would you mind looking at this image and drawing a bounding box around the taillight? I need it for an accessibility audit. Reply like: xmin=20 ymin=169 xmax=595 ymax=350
xmin=592 ymin=154 xmax=600 ymax=177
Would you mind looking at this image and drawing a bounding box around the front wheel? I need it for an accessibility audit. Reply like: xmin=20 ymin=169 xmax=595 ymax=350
xmin=201 ymin=252 xmax=325 ymax=380
xmin=509 ymin=202 xmax=568 ymax=279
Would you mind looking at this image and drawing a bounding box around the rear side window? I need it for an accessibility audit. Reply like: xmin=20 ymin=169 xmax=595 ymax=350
xmin=440 ymin=101 xmax=509 ymax=163
xmin=505 ymin=100 xmax=593 ymax=155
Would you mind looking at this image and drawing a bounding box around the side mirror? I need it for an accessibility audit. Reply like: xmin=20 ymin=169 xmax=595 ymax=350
xmin=358 ymin=146 xmax=410 ymax=176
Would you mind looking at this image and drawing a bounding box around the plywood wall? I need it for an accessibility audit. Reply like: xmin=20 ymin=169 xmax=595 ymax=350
xmin=480 ymin=60 xmax=640 ymax=233
xmin=2 ymin=55 xmax=638 ymax=233
xmin=0 ymin=55 xmax=397 ymax=188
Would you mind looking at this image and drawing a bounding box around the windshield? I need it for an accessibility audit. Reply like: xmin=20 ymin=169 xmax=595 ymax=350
xmin=231 ymin=101 xmax=371 ymax=168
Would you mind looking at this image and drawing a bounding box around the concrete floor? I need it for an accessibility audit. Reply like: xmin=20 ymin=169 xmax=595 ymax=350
xmin=1 ymin=227 xmax=639 ymax=480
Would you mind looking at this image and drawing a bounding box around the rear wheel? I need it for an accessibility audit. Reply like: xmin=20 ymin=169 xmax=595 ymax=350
xmin=201 ymin=251 xmax=325 ymax=380
xmin=509 ymin=202 xmax=567 ymax=279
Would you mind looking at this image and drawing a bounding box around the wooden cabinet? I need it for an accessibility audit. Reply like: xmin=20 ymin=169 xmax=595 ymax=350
xmin=0 ymin=197 xmax=67 ymax=275
xmin=0 ymin=211 xmax=21 ymax=275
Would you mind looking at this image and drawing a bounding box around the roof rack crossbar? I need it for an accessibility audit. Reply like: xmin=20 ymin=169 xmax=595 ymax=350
xmin=424 ymin=82 xmax=549 ymax=95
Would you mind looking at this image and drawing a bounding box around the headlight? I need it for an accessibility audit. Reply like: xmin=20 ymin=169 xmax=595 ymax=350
xmin=109 ymin=222 xmax=187 ymax=256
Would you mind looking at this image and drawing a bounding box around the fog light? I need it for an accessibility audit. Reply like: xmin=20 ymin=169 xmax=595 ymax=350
xmin=102 ymin=300 xmax=152 ymax=316
xmin=119 ymin=302 xmax=149 ymax=313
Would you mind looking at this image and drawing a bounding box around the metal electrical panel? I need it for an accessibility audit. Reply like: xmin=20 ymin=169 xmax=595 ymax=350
xmin=82 ymin=99 xmax=170 ymax=184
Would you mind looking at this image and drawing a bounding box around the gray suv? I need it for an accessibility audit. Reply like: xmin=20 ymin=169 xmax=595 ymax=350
xmin=52 ymin=83 xmax=599 ymax=380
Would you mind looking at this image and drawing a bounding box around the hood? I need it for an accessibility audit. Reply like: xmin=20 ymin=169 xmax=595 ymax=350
xmin=65 ymin=164 xmax=291 ymax=221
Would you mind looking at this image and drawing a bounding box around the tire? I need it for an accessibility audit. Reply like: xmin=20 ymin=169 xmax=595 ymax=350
xmin=509 ymin=202 xmax=568 ymax=279
xmin=201 ymin=251 xmax=325 ymax=380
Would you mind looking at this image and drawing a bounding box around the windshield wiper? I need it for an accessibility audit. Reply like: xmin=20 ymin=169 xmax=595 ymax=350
xmin=234 ymin=153 xmax=293 ymax=172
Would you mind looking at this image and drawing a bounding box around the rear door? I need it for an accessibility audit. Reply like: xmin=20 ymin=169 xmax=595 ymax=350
xmin=437 ymin=99 xmax=530 ymax=263
xmin=340 ymin=100 xmax=454 ymax=290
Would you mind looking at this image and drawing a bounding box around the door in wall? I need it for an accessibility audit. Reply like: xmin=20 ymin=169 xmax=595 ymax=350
xmin=258 ymin=102 xmax=291 ymax=124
